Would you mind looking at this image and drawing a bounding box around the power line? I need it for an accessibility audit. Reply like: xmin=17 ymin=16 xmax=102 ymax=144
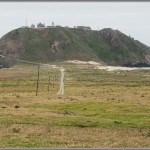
xmin=0 ymin=54 xmax=40 ymax=65
xmin=0 ymin=54 xmax=65 ymax=95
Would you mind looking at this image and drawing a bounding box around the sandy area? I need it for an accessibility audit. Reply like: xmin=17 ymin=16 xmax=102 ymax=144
xmin=67 ymin=60 xmax=138 ymax=71
xmin=94 ymin=65 xmax=137 ymax=71
xmin=67 ymin=60 xmax=100 ymax=65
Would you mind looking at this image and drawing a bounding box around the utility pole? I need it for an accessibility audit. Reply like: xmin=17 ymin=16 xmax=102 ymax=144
xmin=48 ymin=72 xmax=51 ymax=92
xmin=26 ymin=17 xmax=27 ymax=26
xmin=53 ymin=75 xmax=55 ymax=88
xmin=52 ymin=22 xmax=54 ymax=27
xmin=55 ymin=74 xmax=59 ymax=90
xmin=55 ymin=73 xmax=57 ymax=86
xmin=36 ymin=64 xmax=40 ymax=96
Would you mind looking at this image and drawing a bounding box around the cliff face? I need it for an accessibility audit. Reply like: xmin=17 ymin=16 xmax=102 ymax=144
xmin=100 ymin=28 xmax=150 ymax=66
xmin=0 ymin=27 xmax=150 ymax=67
xmin=100 ymin=28 xmax=121 ymax=47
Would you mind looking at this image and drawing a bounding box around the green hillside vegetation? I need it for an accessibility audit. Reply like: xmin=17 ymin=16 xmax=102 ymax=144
xmin=0 ymin=27 xmax=150 ymax=66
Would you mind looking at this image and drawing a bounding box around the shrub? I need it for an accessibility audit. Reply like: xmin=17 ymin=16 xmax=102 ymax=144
xmin=15 ymin=105 xmax=20 ymax=108
xmin=114 ymin=121 xmax=122 ymax=124
xmin=12 ymin=127 xmax=20 ymax=133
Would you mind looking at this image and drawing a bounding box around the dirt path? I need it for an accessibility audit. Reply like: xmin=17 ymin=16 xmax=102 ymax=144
xmin=51 ymin=65 xmax=65 ymax=95
xmin=57 ymin=68 xmax=65 ymax=95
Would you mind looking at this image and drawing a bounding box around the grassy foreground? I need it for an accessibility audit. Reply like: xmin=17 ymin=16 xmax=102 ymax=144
xmin=0 ymin=62 xmax=150 ymax=148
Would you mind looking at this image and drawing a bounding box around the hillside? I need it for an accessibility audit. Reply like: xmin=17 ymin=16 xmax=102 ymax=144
xmin=0 ymin=26 xmax=150 ymax=67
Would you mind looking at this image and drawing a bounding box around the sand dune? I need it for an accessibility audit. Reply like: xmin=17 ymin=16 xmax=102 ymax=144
xmin=67 ymin=60 xmax=138 ymax=71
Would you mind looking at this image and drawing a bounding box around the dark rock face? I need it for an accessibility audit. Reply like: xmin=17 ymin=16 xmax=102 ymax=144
xmin=0 ymin=56 xmax=12 ymax=68
xmin=100 ymin=28 xmax=150 ymax=66
xmin=100 ymin=28 xmax=121 ymax=47
xmin=123 ymin=63 xmax=150 ymax=67
xmin=0 ymin=30 xmax=25 ymax=59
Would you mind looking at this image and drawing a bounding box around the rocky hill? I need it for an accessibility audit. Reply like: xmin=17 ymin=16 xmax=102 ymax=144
xmin=0 ymin=26 xmax=150 ymax=67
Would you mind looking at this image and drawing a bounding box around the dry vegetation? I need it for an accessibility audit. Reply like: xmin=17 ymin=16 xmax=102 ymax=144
xmin=0 ymin=62 xmax=150 ymax=148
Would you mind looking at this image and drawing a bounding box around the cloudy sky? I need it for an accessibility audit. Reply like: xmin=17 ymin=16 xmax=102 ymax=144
xmin=0 ymin=2 xmax=150 ymax=46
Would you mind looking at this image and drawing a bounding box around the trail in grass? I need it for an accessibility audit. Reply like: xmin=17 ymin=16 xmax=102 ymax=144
xmin=0 ymin=54 xmax=65 ymax=95
xmin=57 ymin=67 xmax=65 ymax=95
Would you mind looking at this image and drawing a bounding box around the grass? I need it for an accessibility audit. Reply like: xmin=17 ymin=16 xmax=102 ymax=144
xmin=0 ymin=62 xmax=150 ymax=147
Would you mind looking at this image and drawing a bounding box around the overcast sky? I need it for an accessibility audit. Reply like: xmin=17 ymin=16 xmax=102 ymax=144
xmin=0 ymin=2 xmax=150 ymax=46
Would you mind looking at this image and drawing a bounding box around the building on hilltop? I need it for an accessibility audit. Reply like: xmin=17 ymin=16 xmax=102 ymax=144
xmin=55 ymin=25 xmax=62 ymax=28
xmin=77 ymin=26 xmax=91 ymax=31
xmin=31 ymin=24 xmax=35 ymax=28
xmin=37 ymin=22 xmax=45 ymax=28
xmin=46 ymin=26 xmax=54 ymax=28
xmin=46 ymin=22 xmax=55 ymax=28
xmin=52 ymin=22 xmax=54 ymax=27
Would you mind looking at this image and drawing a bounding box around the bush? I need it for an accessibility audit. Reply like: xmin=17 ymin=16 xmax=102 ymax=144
xmin=12 ymin=127 xmax=20 ymax=133
xmin=15 ymin=105 xmax=20 ymax=108
xmin=114 ymin=121 xmax=122 ymax=124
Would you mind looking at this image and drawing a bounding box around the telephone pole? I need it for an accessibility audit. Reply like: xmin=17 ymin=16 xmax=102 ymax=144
xmin=36 ymin=64 xmax=40 ymax=96
xmin=26 ymin=17 xmax=27 ymax=26
xmin=48 ymin=72 xmax=51 ymax=92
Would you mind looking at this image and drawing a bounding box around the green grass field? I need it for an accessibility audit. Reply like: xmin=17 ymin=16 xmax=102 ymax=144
xmin=0 ymin=62 xmax=150 ymax=148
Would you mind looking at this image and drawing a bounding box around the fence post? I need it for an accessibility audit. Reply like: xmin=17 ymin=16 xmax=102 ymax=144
xmin=36 ymin=64 xmax=40 ymax=96
xmin=48 ymin=72 xmax=50 ymax=92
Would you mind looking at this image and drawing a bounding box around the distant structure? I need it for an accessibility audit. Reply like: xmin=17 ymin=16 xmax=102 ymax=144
xmin=31 ymin=24 xmax=35 ymax=28
xmin=46 ymin=26 xmax=53 ymax=28
xmin=52 ymin=22 xmax=54 ymax=27
xmin=46 ymin=22 xmax=55 ymax=28
xmin=27 ymin=22 xmax=92 ymax=30
xmin=26 ymin=17 xmax=28 ymax=26
xmin=37 ymin=22 xmax=45 ymax=28
xmin=76 ymin=26 xmax=91 ymax=31
xmin=55 ymin=25 xmax=62 ymax=28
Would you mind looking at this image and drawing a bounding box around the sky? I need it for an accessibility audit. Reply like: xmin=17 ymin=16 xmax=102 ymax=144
xmin=0 ymin=2 xmax=150 ymax=46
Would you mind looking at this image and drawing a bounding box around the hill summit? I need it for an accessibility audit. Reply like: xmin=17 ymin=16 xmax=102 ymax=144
xmin=0 ymin=26 xmax=150 ymax=67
